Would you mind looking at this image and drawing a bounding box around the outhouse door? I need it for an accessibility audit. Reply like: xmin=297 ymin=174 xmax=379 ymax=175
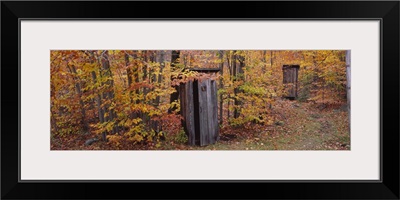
xmin=282 ymin=65 xmax=300 ymax=99
xmin=196 ymin=79 xmax=219 ymax=146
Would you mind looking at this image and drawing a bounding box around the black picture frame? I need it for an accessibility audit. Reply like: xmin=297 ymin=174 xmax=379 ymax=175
xmin=2 ymin=1 xmax=399 ymax=199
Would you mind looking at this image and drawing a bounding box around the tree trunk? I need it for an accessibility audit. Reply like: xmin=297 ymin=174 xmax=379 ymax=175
xmin=232 ymin=51 xmax=240 ymax=119
xmin=226 ymin=52 xmax=232 ymax=121
xmin=143 ymin=51 xmax=149 ymax=102
xmin=219 ymin=50 xmax=224 ymax=125
xmin=141 ymin=51 xmax=151 ymax=126
xmin=124 ymin=52 xmax=134 ymax=104
xmin=86 ymin=51 xmax=107 ymax=140
xmin=91 ymin=71 xmax=106 ymax=140
xmin=262 ymin=50 xmax=267 ymax=74
xmin=232 ymin=51 xmax=237 ymax=81
xmin=234 ymin=54 xmax=245 ymax=119
xmin=100 ymin=50 xmax=118 ymax=136
xmin=155 ymin=50 xmax=165 ymax=105
xmin=133 ymin=51 xmax=140 ymax=105
xmin=125 ymin=51 xmax=141 ymax=119
xmin=270 ymin=50 xmax=273 ymax=67
xmin=68 ymin=65 xmax=89 ymax=132
xmin=168 ymin=50 xmax=180 ymax=114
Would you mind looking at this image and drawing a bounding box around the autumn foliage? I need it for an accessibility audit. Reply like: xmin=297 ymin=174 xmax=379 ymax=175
xmin=50 ymin=50 xmax=348 ymax=150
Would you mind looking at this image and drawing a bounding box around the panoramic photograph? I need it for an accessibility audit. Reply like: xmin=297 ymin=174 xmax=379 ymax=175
xmin=50 ymin=50 xmax=350 ymax=150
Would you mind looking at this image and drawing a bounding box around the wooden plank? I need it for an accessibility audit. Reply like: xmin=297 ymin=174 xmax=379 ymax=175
xmin=206 ymin=79 xmax=214 ymax=144
xmin=179 ymin=84 xmax=185 ymax=121
xmin=187 ymin=81 xmax=196 ymax=146
xmin=292 ymin=68 xmax=295 ymax=97
xmin=180 ymin=83 xmax=187 ymax=142
xmin=290 ymin=68 xmax=294 ymax=97
xmin=211 ymin=80 xmax=219 ymax=143
xmin=179 ymin=82 xmax=190 ymax=145
xmin=283 ymin=68 xmax=287 ymax=83
xmin=283 ymin=66 xmax=300 ymax=98
xmin=198 ymin=79 xmax=209 ymax=146
xmin=180 ymin=81 xmax=196 ymax=146
xmin=193 ymin=80 xmax=200 ymax=145
xmin=183 ymin=81 xmax=189 ymax=144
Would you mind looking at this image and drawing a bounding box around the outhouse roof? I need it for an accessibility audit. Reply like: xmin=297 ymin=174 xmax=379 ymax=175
xmin=282 ymin=65 xmax=300 ymax=69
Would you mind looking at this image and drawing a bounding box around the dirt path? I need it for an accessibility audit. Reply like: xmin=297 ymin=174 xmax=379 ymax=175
xmin=271 ymin=102 xmax=350 ymax=150
xmin=193 ymin=100 xmax=350 ymax=150
xmin=257 ymin=100 xmax=350 ymax=150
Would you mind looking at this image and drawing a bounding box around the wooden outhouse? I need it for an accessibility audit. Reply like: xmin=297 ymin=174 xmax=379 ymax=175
xmin=282 ymin=65 xmax=300 ymax=99
xmin=179 ymin=68 xmax=219 ymax=146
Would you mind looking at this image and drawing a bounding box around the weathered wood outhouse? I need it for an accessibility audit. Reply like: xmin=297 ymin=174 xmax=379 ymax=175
xmin=282 ymin=65 xmax=300 ymax=99
xmin=179 ymin=68 xmax=219 ymax=146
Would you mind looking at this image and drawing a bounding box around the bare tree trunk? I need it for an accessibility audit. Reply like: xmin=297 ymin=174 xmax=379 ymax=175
xmin=155 ymin=50 xmax=165 ymax=106
xmin=234 ymin=54 xmax=245 ymax=119
xmin=124 ymin=52 xmax=134 ymax=104
xmin=270 ymin=50 xmax=273 ymax=67
xmin=227 ymin=97 xmax=230 ymax=120
xmin=219 ymin=50 xmax=224 ymax=125
xmin=232 ymin=51 xmax=240 ymax=119
xmin=262 ymin=50 xmax=267 ymax=74
xmin=232 ymin=51 xmax=237 ymax=81
xmin=150 ymin=51 xmax=157 ymax=93
xmin=148 ymin=51 xmax=168 ymax=137
xmin=226 ymin=51 xmax=233 ymax=121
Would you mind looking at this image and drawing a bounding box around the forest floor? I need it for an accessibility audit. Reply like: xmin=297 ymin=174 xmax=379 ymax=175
xmin=51 ymin=99 xmax=350 ymax=150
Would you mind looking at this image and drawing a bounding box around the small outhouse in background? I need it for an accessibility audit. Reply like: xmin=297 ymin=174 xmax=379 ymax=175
xmin=179 ymin=68 xmax=219 ymax=146
xmin=282 ymin=65 xmax=300 ymax=99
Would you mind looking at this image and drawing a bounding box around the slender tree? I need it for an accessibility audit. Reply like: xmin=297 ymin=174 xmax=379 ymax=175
xmin=99 ymin=50 xmax=118 ymax=138
xmin=67 ymin=65 xmax=89 ymax=132
xmin=168 ymin=50 xmax=180 ymax=114
xmin=234 ymin=52 xmax=245 ymax=119
xmin=124 ymin=51 xmax=134 ymax=105
xmin=218 ymin=50 xmax=224 ymax=125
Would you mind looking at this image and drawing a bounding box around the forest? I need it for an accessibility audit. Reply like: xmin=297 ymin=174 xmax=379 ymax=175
xmin=50 ymin=50 xmax=350 ymax=150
